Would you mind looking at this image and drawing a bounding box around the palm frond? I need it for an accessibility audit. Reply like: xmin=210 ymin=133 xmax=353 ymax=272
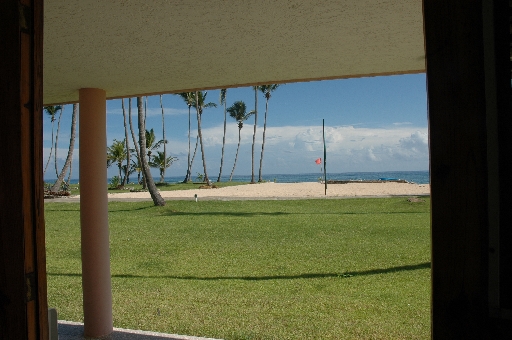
xmin=220 ymin=89 xmax=227 ymax=105
xmin=228 ymin=101 xmax=254 ymax=126
xmin=44 ymin=105 xmax=63 ymax=121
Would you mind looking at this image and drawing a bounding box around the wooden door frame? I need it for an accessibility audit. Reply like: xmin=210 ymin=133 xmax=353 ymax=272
xmin=0 ymin=0 xmax=47 ymax=339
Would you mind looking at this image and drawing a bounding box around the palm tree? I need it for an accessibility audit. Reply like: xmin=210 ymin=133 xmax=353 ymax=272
xmin=107 ymin=139 xmax=127 ymax=181
xmin=177 ymin=92 xmax=195 ymax=182
xmin=66 ymin=104 xmax=78 ymax=184
xmin=43 ymin=105 xmax=62 ymax=177
xmin=121 ymin=163 xmax=136 ymax=185
xmin=131 ymin=157 xmax=143 ymax=185
xmin=50 ymin=103 xmax=77 ymax=192
xmin=145 ymin=128 xmax=166 ymax=163
xmin=159 ymin=95 xmax=167 ymax=182
xmin=53 ymin=105 xmax=65 ymax=178
xmin=192 ymin=91 xmax=217 ymax=184
xmin=251 ymin=86 xmax=258 ymax=183
xmin=137 ymin=96 xmax=165 ymax=206
xmin=121 ymin=99 xmax=131 ymax=185
xmin=217 ymin=88 xmax=227 ymax=182
xmin=149 ymin=151 xmax=177 ymax=183
xmin=258 ymin=84 xmax=280 ymax=182
xmin=227 ymin=101 xmax=254 ymax=181
xmin=128 ymin=98 xmax=143 ymax=186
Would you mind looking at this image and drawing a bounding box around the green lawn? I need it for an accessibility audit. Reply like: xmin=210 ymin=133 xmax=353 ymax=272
xmin=45 ymin=198 xmax=431 ymax=339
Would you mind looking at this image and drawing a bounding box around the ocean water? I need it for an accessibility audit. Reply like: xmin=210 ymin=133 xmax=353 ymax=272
xmin=49 ymin=170 xmax=429 ymax=185
xmin=196 ymin=171 xmax=430 ymax=184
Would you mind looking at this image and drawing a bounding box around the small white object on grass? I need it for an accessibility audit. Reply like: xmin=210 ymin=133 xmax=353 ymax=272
xmin=194 ymin=193 xmax=198 ymax=202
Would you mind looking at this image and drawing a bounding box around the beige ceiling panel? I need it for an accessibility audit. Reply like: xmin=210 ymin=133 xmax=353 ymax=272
xmin=43 ymin=0 xmax=424 ymax=105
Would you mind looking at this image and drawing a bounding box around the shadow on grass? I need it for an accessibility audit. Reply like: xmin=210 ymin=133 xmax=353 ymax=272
xmin=162 ymin=210 xmax=428 ymax=217
xmin=162 ymin=211 xmax=291 ymax=217
xmin=44 ymin=205 xmax=155 ymax=213
xmin=108 ymin=205 xmax=156 ymax=213
xmin=48 ymin=262 xmax=430 ymax=281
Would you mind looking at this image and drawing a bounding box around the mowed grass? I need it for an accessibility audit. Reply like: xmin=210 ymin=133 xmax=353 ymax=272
xmin=45 ymin=198 xmax=431 ymax=339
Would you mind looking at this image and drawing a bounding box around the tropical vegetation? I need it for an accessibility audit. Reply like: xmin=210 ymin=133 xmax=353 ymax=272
xmin=50 ymin=104 xmax=77 ymax=192
xmin=227 ymin=100 xmax=254 ymax=181
xmin=149 ymin=151 xmax=177 ymax=183
xmin=43 ymin=105 xmax=62 ymax=177
xmin=121 ymin=98 xmax=131 ymax=186
xmin=44 ymin=85 xmax=286 ymax=195
xmin=192 ymin=91 xmax=217 ymax=184
xmin=176 ymin=92 xmax=195 ymax=183
xmin=217 ymin=89 xmax=227 ymax=182
xmin=107 ymin=139 xmax=128 ymax=182
xmin=137 ymin=96 xmax=165 ymax=206
xmin=44 ymin=104 xmax=82 ymax=194
xmin=258 ymin=84 xmax=280 ymax=182
xmin=251 ymin=86 xmax=258 ymax=183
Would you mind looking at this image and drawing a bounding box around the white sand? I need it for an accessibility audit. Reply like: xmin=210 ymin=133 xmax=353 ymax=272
xmin=97 ymin=182 xmax=430 ymax=200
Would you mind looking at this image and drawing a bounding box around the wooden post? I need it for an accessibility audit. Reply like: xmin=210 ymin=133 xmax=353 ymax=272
xmin=0 ymin=0 xmax=48 ymax=339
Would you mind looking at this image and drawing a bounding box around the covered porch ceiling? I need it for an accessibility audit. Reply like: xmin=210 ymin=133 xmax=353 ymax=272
xmin=43 ymin=0 xmax=425 ymax=105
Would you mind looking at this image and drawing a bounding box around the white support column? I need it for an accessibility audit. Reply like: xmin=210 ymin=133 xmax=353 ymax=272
xmin=78 ymin=88 xmax=113 ymax=338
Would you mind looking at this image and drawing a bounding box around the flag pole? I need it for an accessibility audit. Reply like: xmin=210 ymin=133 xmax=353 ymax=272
xmin=323 ymin=119 xmax=327 ymax=195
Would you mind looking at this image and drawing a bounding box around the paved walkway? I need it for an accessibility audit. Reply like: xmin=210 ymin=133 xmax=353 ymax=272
xmin=58 ymin=321 xmax=221 ymax=340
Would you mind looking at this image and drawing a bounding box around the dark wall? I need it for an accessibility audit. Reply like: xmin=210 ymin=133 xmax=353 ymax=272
xmin=425 ymin=0 xmax=489 ymax=338
xmin=0 ymin=0 xmax=47 ymax=339
xmin=494 ymin=1 xmax=512 ymax=311
xmin=425 ymin=0 xmax=512 ymax=338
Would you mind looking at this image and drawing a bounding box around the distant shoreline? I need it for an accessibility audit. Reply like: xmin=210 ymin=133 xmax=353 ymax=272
xmin=44 ymin=170 xmax=431 ymax=186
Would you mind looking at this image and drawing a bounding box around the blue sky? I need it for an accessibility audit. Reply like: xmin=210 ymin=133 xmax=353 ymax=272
xmin=43 ymin=73 xmax=428 ymax=181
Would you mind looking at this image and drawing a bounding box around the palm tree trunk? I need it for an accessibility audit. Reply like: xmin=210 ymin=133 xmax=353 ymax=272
xmin=190 ymin=135 xmax=199 ymax=173
xmin=66 ymin=104 xmax=78 ymax=183
xmin=251 ymin=86 xmax=258 ymax=183
xmin=196 ymin=91 xmax=210 ymax=183
xmin=44 ymin=116 xmax=55 ymax=177
xmin=67 ymin=158 xmax=73 ymax=184
xmin=229 ymin=128 xmax=242 ymax=181
xmin=142 ymin=96 xmax=148 ymax=189
xmin=160 ymin=95 xmax=166 ymax=183
xmin=129 ymin=98 xmax=143 ymax=186
xmin=122 ymin=99 xmax=130 ymax=185
xmin=50 ymin=104 xmax=77 ymax=192
xmin=217 ymin=89 xmax=227 ymax=182
xmin=137 ymin=97 xmax=165 ymax=206
xmin=53 ymin=106 xmax=64 ymax=178
xmin=258 ymin=98 xmax=269 ymax=182
xmin=183 ymin=105 xmax=192 ymax=183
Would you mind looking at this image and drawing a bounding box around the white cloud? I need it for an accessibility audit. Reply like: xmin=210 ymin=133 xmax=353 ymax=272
xmin=44 ymin=124 xmax=429 ymax=180
xmin=186 ymin=124 xmax=429 ymax=175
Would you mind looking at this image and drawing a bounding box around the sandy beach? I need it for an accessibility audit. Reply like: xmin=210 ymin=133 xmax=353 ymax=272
xmin=89 ymin=182 xmax=431 ymax=201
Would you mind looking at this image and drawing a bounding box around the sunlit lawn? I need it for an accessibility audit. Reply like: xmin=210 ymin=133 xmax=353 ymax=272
xmin=45 ymin=198 xmax=430 ymax=339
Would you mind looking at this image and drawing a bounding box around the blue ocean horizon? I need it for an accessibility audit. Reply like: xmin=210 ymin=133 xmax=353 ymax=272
xmin=51 ymin=170 xmax=429 ymax=185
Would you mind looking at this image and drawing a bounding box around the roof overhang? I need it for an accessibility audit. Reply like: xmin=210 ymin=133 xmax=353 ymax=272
xmin=43 ymin=0 xmax=425 ymax=105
